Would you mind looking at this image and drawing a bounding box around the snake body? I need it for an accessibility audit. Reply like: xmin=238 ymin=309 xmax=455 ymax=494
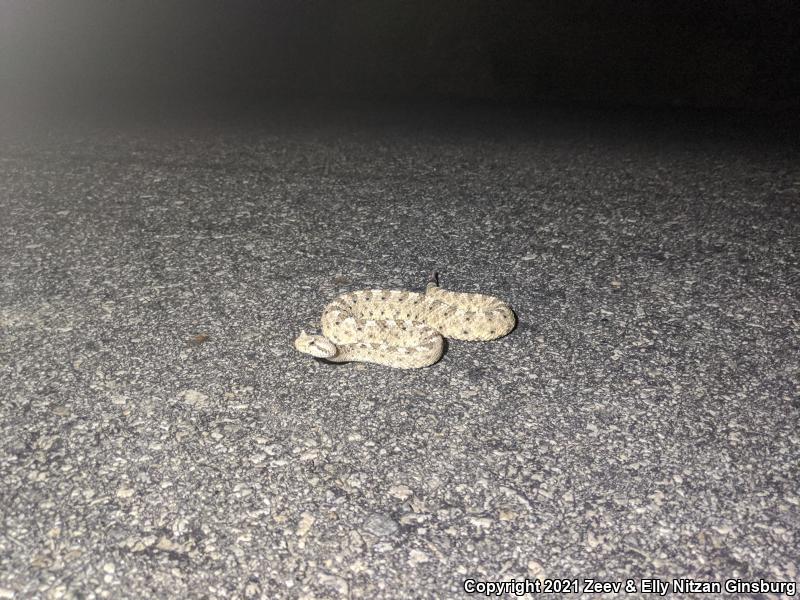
xmin=294 ymin=276 xmax=515 ymax=368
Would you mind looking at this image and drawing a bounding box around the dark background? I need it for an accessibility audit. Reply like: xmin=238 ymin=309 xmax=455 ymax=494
xmin=2 ymin=0 xmax=799 ymax=116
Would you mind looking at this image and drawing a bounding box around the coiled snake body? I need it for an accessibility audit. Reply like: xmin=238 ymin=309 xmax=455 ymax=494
xmin=294 ymin=274 xmax=515 ymax=368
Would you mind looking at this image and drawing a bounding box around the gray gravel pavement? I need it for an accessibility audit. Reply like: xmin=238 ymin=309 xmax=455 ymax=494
xmin=1 ymin=107 xmax=798 ymax=599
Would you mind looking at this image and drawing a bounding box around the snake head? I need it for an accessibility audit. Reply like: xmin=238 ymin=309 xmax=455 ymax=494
xmin=294 ymin=330 xmax=338 ymax=359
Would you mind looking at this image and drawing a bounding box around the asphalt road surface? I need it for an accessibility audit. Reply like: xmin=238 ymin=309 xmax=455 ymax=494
xmin=1 ymin=106 xmax=798 ymax=599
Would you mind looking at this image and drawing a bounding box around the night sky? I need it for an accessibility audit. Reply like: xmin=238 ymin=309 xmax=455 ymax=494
xmin=1 ymin=1 xmax=799 ymax=114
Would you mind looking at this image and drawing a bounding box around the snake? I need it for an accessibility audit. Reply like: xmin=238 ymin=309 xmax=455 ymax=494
xmin=294 ymin=273 xmax=515 ymax=368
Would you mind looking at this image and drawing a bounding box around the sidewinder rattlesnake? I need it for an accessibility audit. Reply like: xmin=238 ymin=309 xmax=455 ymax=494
xmin=294 ymin=273 xmax=515 ymax=368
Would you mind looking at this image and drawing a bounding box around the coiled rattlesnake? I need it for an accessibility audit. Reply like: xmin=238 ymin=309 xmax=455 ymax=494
xmin=294 ymin=273 xmax=515 ymax=368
